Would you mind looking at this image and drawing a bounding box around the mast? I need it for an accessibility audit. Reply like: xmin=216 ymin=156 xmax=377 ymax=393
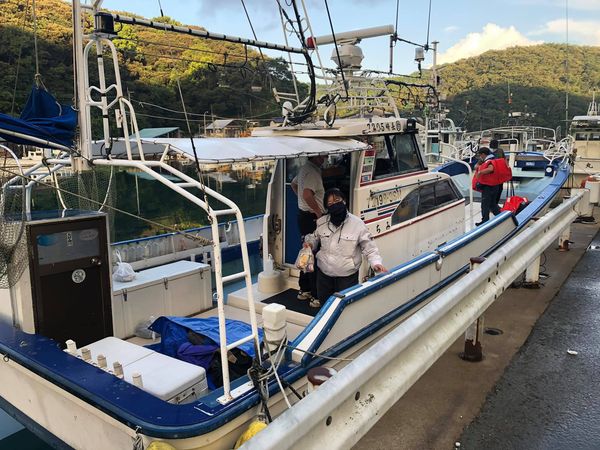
xmin=72 ymin=0 xmax=91 ymax=169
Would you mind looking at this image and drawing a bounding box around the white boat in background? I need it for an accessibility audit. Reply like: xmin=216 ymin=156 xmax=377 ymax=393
xmin=0 ymin=2 xmax=590 ymax=449
xmin=571 ymin=94 xmax=600 ymax=187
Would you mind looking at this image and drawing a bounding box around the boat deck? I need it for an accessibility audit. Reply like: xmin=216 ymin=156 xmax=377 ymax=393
xmin=126 ymin=303 xmax=308 ymax=348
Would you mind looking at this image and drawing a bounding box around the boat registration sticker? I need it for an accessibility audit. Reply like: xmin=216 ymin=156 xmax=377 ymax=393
xmin=72 ymin=269 xmax=86 ymax=284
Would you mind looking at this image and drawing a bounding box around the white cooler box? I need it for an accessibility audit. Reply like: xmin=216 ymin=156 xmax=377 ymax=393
xmin=80 ymin=337 xmax=208 ymax=404
xmin=112 ymin=260 xmax=212 ymax=338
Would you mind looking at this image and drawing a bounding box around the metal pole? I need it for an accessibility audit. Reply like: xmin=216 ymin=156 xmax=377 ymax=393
xmin=72 ymin=1 xmax=91 ymax=168
xmin=461 ymin=256 xmax=485 ymax=362
xmin=110 ymin=13 xmax=307 ymax=55
xmin=524 ymin=255 xmax=541 ymax=288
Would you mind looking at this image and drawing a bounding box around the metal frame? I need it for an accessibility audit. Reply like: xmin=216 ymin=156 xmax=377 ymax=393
xmin=241 ymin=192 xmax=585 ymax=449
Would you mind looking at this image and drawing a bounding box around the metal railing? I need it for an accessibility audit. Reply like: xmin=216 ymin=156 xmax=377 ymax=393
xmin=241 ymin=191 xmax=585 ymax=450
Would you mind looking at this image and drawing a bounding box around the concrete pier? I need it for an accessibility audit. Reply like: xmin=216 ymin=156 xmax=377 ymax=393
xmin=355 ymin=217 xmax=600 ymax=450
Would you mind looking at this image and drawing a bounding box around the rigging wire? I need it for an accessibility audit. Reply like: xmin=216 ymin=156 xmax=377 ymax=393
xmin=282 ymin=0 xmax=317 ymax=124
xmin=112 ymin=35 xmax=255 ymax=61
xmin=323 ymin=0 xmax=348 ymax=100
xmin=425 ymin=0 xmax=432 ymax=50
xmin=240 ymin=0 xmax=275 ymax=88
xmin=32 ymin=0 xmax=40 ymax=82
xmin=176 ymin=78 xmax=212 ymax=215
xmin=10 ymin=0 xmax=31 ymax=115
xmin=395 ymin=0 xmax=400 ymax=35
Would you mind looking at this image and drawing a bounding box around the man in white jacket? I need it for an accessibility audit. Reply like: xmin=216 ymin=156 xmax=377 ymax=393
xmin=304 ymin=188 xmax=387 ymax=307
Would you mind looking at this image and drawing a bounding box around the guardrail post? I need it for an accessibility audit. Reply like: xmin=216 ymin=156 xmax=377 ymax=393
xmin=460 ymin=257 xmax=485 ymax=362
xmin=523 ymin=255 xmax=541 ymax=288
xmin=558 ymin=225 xmax=571 ymax=251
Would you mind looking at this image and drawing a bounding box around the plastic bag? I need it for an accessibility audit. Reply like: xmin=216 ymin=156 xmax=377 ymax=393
xmin=135 ymin=316 xmax=157 ymax=340
xmin=295 ymin=246 xmax=314 ymax=273
xmin=112 ymin=250 xmax=136 ymax=282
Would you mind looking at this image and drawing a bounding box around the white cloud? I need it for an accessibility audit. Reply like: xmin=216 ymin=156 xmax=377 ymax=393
xmin=530 ymin=18 xmax=600 ymax=45
xmin=444 ymin=25 xmax=459 ymax=33
xmin=437 ymin=24 xmax=541 ymax=65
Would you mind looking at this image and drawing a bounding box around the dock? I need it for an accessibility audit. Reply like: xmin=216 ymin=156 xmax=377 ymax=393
xmin=355 ymin=214 xmax=600 ymax=449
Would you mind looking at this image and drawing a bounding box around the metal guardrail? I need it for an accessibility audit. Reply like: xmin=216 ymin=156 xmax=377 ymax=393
xmin=241 ymin=192 xmax=585 ymax=450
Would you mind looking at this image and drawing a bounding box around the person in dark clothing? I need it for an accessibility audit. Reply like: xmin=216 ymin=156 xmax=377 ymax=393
xmin=291 ymin=155 xmax=326 ymax=302
xmin=490 ymin=139 xmax=505 ymax=205
xmin=474 ymin=148 xmax=502 ymax=225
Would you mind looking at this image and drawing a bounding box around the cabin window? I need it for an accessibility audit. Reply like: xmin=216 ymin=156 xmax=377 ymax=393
xmin=575 ymin=133 xmax=589 ymax=141
xmin=391 ymin=179 xmax=462 ymax=226
xmin=418 ymin=184 xmax=436 ymax=215
xmin=391 ymin=189 xmax=419 ymax=224
xmin=372 ymin=133 xmax=423 ymax=180
xmin=591 ymin=133 xmax=600 ymax=141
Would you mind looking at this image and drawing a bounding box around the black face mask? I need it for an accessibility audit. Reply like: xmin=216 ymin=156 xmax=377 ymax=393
xmin=328 ymin=202 xmax=347 ymax=227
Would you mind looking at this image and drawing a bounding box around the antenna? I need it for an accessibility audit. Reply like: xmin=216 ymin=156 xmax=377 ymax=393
xmin=565 ymin=0 xmax=569 ymax=132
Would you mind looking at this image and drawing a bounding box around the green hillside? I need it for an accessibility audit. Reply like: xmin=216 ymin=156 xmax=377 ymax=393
xmin=0 ymin=0 xmax=303 ymax=134
xmin=0 ymin=0 xmax=598 ymax=135
xmin=435 ymin=44 xmax=600 ymax=132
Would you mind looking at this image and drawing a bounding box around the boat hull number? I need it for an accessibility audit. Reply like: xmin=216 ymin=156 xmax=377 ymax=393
xmin=363 ymin=121 xmax=402 ymax=134
xmin=367 ymin=187 xmax=401 ymax=209
xmin=72 ymin=269 xmax=86 ymax=284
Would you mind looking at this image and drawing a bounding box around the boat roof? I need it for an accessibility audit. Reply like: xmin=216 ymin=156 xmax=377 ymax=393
xmin=572 ymin=115 xmax=600 ymax=122
xmin=91 ymin=136 xmax=369 ymax=163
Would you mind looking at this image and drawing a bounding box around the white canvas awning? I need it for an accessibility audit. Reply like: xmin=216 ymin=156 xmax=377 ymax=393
xmin=92 ymin=136 xmax=369 ymax=163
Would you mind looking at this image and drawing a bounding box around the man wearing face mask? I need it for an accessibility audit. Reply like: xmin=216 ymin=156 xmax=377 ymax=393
xmin=303 ymin=188 xmax=387 ymax=308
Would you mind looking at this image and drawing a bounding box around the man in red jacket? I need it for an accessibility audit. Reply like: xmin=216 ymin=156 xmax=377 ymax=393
xmin=474 ymin=148 xmax=502 ymax=225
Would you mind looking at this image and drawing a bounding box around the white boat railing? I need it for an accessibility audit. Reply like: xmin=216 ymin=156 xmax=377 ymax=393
xmin=110 ymin=215 xmax=264 ymax=271
xmin=240 ymin=191 xmax=586 ymax=450
xmin=424 ymin=152 xmax=474 ymax=229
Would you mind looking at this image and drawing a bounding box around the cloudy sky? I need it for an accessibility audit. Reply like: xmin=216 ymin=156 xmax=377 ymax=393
xmin=101 ymin=0 xmax=600 ymax=74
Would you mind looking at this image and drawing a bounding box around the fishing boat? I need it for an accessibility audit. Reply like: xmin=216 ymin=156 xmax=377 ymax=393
xmin=0 ymin=2 xmax=587 ymax=449
xmin=570 ymin=94 xmax=600 ymax=187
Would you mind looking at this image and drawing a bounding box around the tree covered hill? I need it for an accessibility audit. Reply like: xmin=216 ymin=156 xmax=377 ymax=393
xmin=0 ymin=0 xmax=598 ymax=135
xmin=0 ymin=0 xmax=303 ymax=134
xmin=435 ymin=44 xmax=600 ymax=132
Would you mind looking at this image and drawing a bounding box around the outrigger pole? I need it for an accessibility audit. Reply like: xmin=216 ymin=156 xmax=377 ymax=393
xmin=98 ymin=12 xmax=308 ymax=55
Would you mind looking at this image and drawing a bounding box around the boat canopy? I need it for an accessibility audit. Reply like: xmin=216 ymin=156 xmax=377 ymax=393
xmin=0 ymin=86 xmax=77 ymax=149
xmin=92 ymin=136 xmax=369 ymax=162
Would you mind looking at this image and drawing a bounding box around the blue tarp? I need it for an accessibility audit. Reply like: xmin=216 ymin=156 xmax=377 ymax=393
xmin=0 ymin=86 xmax=77 ymax=148
xmin=148 ymin=316 xmax=262 ymax=358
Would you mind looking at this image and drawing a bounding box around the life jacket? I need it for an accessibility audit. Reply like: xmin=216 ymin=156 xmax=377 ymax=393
xmin=477 ymin=160 xmax=505 ymax=186
xmin=492 ymin=158 xmax=512 ymax=183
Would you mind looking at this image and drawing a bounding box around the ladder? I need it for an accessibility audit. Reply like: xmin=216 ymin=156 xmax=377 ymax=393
xmin=92 ymin=158 xmax=261 ymax=403
xmin=77 ymin=30 xmax=260 ymax=403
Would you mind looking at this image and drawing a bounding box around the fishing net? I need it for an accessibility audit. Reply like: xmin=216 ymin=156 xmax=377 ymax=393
xmin=0 ymin=147 xmax=27 ymax=289
xmin=54 ymin=165 xmax=117 ymax=240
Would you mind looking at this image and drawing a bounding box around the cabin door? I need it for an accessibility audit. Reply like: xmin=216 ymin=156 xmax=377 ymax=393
xmin=283 ymin=159 xmax=302 ymax=264
xmin=27 ymin=214 xmax=113 ymax=347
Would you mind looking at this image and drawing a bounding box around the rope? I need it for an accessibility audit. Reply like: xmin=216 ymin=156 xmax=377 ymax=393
xmin=32 ymin=0 xmax=41 ymax=84
xmin=175 ymin=79 xmax=212 ymax=218
xmin=10 ymin=0 xmax=31 ymax=115
xmin=240 ymin=0 xmax=274 ymax=90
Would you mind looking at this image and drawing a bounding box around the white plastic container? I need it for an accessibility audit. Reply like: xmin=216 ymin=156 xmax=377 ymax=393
xmin=112 ymin=260 xmax=212 ymax=338
xmin=81 ymin=336 xmax=208 ymax=404
xmin=585 ymin=179 xmax=600 ymax=204
xmin=262 ymin=303 xmax=287 ymax=346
